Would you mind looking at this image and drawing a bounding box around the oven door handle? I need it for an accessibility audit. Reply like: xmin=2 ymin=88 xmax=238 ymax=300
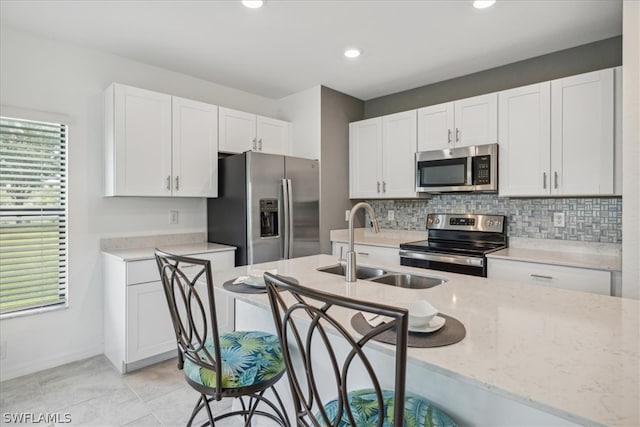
xmin=399 ymin=250 xmax=484 ymax=267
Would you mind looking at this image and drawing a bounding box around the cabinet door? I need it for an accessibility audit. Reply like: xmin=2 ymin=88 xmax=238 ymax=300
xmin=126 ymin=281 xmax=176 ymax=362
xmin=454 ymin=93 xmax=497 ymax=147
xmin=381 ymin=110 xmax=417 ymax=198
xmin=498 ymin=83 xmax=551 ymax=196
xmin=172 ymin=97 xmax=219 ymax=197
xmin=551 ymin=69 xmax=614 ymax=195
xmin=218 ymin=107 xmax=256 ymax=154
xmin=349 ymin=118 xmax=383 ymax=198
xmin=112 ymin=84 xmax=172 ymax=196
xmin=257 ymin=116 xmax=289 ymax=155
xmin=487 ymin=258 xmax=611 ymax=296
xmin=417 ymin=102 xmax=454 ymax=151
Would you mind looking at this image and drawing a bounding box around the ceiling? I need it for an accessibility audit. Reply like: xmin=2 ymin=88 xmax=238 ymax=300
xmin=0 ymin=0 xmax=622 ymax=101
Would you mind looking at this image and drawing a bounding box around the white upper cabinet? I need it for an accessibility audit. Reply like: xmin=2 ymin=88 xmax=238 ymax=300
xmin=350 ymin=110 xmax=417 ymax=199
xmin=349 ymin=117 xmax=382 ymax=199
xmin=218 ymin=106 xmax=290 ymax=155
xmin=105 ymin=83 xmax=219 ymax=197
xmin=106 ymin=84 xmax=172 ymax=197
xmin=418 ymin=93 xmax=497 ymax=151
xmin=498 ymin=68 xmax=616 ymax=197
xmin=498 ymin=82 xmax=551 ymax=196
xmin=550 ymin=69 xmax=614 ymax=196
xmin=172 ymin=97 xmax=218 ymax=197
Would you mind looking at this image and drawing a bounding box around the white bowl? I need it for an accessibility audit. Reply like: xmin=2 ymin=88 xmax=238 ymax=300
xmin=398 ymin=300 xmax=438 ymax=328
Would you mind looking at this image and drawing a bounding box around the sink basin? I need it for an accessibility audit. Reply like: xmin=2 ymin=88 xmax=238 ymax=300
xmin=369 ymin=273 xmax=446 ymax=289
xmin=316 ymin=263 xmax=387 ymax=280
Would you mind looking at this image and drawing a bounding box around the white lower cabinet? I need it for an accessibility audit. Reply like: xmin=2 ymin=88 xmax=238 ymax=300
xmin=332 ymin=242 xmax=400 ymax=267
xmin=104 ymin=249 xmax=235 ymax=373
xmin=487 ymin=258 xmax=611 ymax=296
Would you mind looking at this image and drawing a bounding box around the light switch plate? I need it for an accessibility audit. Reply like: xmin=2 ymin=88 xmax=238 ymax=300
xmin=553 ymin=212 xmax=565 ymax=227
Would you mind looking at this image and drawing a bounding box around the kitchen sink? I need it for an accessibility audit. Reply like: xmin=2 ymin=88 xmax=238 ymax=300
xmin=317 ymin=263 xmax=446 ymax=289
xmin=316 ymin=263 xmax=388 ymax=280
xmin=369 ymin=273 xmax=446 ymax=289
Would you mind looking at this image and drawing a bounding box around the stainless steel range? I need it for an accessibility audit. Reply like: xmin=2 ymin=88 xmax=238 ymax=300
xmin=399 ymin=213 xmax=507 ymax=277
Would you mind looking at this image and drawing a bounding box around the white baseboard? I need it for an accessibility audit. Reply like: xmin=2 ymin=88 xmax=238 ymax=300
xmin=0 ymin=344 xmax=104 ymax=381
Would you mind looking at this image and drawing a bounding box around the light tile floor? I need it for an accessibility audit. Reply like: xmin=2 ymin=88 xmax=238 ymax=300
xmin=0 ymin=355 xmax=246 ymax=426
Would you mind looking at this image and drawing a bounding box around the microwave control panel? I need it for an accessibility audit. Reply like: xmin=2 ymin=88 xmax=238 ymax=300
xmin=473 ymin=155 xmax=492 ymax=185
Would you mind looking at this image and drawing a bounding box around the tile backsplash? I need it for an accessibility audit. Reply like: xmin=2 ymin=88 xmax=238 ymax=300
xmin=366 ymin=195 xmax=622 ymax=243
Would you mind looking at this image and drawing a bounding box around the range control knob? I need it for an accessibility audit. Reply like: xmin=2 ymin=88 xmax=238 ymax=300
xmin=486 ymin=220 xmax=493 ymax=227
xmin=427 ymin=218 xmax=433 ymax=225
xmin=435 ymin=218 xmax=441 ymax=224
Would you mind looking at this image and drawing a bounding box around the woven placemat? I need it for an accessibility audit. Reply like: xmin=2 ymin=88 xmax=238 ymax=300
xmin=351 ymin=312 xmax=466 ymax=348
xmin=223 ymin=276 xmax=298 ymax=294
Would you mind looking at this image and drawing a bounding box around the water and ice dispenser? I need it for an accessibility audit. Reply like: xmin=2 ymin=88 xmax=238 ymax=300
xmin=260 ymin=199 xmax=279 ymax=237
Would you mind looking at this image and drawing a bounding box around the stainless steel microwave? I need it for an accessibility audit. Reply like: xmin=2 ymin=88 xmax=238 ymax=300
xmin=415 ymin=143 xmax=498 ymax=193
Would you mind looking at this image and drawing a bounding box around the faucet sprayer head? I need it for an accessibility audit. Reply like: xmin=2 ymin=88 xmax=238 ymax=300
xmin=371 ymin=217 xmax=381 ymax=233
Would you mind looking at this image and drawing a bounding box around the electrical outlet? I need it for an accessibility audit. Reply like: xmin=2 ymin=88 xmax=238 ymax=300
xmin=345 ymin=210 xmax=350 ymax=221
xmin=387 ymin=210 xmax=395 ymax=221
xmin=169 ymin=210 xmax=179 ymax=224
xmin=0 ymin=341 xmax=6 ymax=360
xmin=553 ymin=212 xmax=565 ymax=227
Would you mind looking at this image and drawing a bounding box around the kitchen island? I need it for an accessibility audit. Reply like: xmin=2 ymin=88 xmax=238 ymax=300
xmin=213 ymin=254 xmax=639 ymax=427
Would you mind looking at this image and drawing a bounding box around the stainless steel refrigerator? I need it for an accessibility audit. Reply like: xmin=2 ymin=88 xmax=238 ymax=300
xmin=207 ymin=151 xmax=320 ymax=266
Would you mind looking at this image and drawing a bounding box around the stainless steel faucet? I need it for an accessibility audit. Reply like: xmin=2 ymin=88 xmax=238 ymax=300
xmin=346 ymin=202 xmax=380 ymax=283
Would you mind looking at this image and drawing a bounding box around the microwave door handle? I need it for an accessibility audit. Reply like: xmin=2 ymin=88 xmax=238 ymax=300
xmin=466 ymin=156 xmax=473 ymax=186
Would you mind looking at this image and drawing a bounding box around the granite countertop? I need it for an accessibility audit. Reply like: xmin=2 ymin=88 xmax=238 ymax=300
xmin=212 ymin=254 xmax=639 ymax=427
xmin=330 ymin=228 xmax=427 ymax=248
xmin=102 ymin=242 xmax=236 ymax=262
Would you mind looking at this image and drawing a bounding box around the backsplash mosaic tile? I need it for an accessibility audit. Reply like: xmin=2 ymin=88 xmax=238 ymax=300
xmin=366 ymin=195 xmax=622 ymax=243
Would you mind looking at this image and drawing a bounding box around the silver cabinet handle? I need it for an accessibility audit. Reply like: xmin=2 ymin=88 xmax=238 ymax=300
xmin=377 ymin=182 xmax=381 ymax=193
xmin=258 ymin=138 xmax=263 ymax=151
xmin=455 ymin=127 xmax=460 ymax=143
xmin=357 ymin=252 xmax=369 ymax=256
xmin=554 ymin=171 xmax=558 ymax=189
xmin=530 ymin=274 xmax=553 ymax=280
xmin=382 ymin=181 xmax=386 ymax=193
xmin=447 ymin=129 xmax=452 ymax=144
xmin=175 ymin=176 xmax=179 ymax=191
xmin=252 ymin=138 xmax=257 ymax=150
xmin=166 ymin=175 xmax=171 ymax=191
xmin=543 ymin=172 xmax=547 ymax=189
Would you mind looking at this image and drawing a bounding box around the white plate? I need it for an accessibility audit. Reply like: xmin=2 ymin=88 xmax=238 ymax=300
xmin=408 ymin=316 xmax=445 ymax=333
xmin=244 ymin=277 xmax=266 ymax=288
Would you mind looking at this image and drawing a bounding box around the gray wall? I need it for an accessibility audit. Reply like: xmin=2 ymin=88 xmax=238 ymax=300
xmin=320 ymin=86 xmax=364 ymax=253
xmin=364 ymin=36 xmax=622 ymax=118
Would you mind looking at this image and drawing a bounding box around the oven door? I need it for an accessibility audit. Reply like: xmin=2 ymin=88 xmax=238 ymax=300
xmin=399 ymin=249 xmax=487 ymax=277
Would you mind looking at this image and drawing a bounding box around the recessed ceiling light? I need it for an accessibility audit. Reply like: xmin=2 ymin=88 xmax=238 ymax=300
xmin=344 ymin=48 xmax=361 ymax=59
xmin=473 ymin=0 xmax=496 ymax=9
xmin=242 ymin=0 xmax=264 ymax=9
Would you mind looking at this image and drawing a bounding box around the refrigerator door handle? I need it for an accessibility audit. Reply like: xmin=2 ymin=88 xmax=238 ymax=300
xmin=282 ymin=179 xmax=290 ymax=259
xmin=287 ymin=179 xmax=294 ymax=259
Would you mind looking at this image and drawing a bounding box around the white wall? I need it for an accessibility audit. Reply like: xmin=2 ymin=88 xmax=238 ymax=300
xmin=0 ymin=27 xmax=280 ymax=380
xmin=277 ymin=85 xmax=321 ymax=160
xmin=622 ymin=0 xmax=640 ymax=299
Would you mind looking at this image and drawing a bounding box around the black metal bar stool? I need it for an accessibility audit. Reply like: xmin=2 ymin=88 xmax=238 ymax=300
xmin=155 ymin=250 xmax=289 ymax=426
xmin=264 ymin=272 xmax=458 ymax=427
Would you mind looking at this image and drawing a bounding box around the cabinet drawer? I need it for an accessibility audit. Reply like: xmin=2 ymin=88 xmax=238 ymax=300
xmin=487 ymin=258 xmax=611 ymax=295
xmin=126 ymin=250 xmax=235 ymax=285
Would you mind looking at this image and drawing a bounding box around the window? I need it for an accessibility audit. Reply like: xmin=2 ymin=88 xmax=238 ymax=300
xmin=0 ymin=116 xmax=67 ymax=316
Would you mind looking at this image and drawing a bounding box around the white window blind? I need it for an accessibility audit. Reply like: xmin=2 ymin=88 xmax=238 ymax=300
xmin=0 ymin=116 xmax=67 ymax=316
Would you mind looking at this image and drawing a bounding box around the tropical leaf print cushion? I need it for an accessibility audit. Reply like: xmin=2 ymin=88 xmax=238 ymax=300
xmin=320 ymin=388 xmax=458 ymax=427
xmin=183 ymin=331 xmax=284 ymax=389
